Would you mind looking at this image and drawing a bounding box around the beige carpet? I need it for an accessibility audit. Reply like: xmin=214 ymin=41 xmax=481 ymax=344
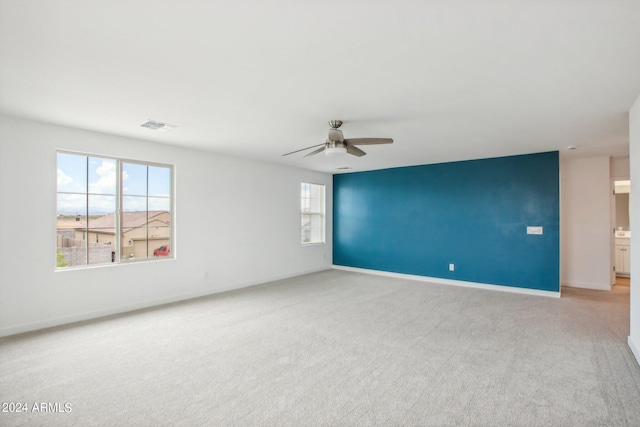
xmin=1 ymin=270 xmax=639 ymax=426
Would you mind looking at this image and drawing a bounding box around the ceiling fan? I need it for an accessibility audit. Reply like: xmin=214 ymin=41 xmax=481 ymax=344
xmin=282 ymin=120 xmax=393 ymax=158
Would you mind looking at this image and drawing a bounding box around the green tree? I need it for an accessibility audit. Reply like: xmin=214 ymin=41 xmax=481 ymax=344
xmin=57 ymin=250 xmax=68 ymax=268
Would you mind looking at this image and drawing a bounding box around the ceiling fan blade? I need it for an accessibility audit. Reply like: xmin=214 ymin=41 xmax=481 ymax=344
xmin=282 ymin=143 xmax=325 ymax=157
xmin=344 ymin=138 xmax=393 ymax=145
xmin=346 ymin=144 xmax=367 ymax=157
xmin=303 ymin=146 xmax=327 ymax=158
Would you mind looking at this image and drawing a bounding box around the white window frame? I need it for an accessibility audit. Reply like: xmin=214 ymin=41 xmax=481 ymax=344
xmin=56 ymin=150 xmax=174 ymax=269
xmin=301 ymin=182 xmax=325 ymax=245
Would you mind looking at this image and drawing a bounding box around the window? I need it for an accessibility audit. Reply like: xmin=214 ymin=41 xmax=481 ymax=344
xmin=56 ymin=152 xmax=173 ymax=269
xmin=301 ymin=182 xmax=325 ymax=244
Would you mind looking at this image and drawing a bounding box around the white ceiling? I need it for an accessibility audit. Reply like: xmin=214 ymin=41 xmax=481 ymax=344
xmin=1 ymin=1 xmax=639 ymax=174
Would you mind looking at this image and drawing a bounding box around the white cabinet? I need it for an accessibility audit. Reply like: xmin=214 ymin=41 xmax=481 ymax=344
xmin=615 ymin=238 xmax=631 ymax=276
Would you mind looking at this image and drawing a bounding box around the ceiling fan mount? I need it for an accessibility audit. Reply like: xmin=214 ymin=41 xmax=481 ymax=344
xmin=282 ymin=120 xmax=393 ymax=158
xmin=328 ymin=120 xmax=343 ymax=129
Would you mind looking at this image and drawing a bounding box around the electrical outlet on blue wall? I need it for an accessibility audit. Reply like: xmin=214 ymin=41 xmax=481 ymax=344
xmin=333 ymin=151 xmax=560 ymax=292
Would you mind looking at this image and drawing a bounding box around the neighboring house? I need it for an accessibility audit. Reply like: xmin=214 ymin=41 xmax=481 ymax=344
xmin=56 ymin=216 xmax=87 ymax=238
xmin=56 ymin=211 xmax=170 ymax=265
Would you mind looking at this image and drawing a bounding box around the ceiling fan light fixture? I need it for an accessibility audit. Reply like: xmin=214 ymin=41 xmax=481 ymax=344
xmin=325 ymin=146 xmax=347 ymax=156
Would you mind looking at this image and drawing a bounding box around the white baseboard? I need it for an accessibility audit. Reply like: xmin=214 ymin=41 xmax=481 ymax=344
xmin=629 ymin=336 xmax=640 ymax=367
xmin=333 ymin=265 xmax=560 ymax=298
xmin=562 ymin=281 xmax=612 ymax=291
xmin=0 ymin=266 xmax=331 ymax=338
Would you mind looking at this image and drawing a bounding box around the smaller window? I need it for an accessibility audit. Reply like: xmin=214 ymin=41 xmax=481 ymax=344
xmin=301 ymin=182 xmax=325 ymax=244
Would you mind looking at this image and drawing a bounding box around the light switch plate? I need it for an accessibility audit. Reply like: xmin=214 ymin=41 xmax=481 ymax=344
xmin=527 ymin=226 xmax=543 ymax=235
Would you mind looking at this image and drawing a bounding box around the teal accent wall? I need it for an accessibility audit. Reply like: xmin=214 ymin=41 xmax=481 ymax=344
xmin=333 ymin=152 xmax=560 ymax=292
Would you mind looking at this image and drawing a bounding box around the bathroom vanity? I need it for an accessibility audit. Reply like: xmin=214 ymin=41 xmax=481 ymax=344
xmin=615 ymin=231 xmax=631 ymax=277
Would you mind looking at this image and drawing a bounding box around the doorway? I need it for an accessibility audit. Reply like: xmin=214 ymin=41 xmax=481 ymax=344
xmin=614 ymin=180 xmax=631 ymax=286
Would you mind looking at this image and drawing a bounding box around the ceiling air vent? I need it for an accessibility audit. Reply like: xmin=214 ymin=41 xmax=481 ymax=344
xmin=140 ymin=120 xmax=177 ymax=132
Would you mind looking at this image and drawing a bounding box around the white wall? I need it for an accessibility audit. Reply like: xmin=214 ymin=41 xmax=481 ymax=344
xmin=561 ymin=156 xmax=613 ymax=290
xmin=0 ymin=115 xmax=333 ymax=337
xmin=629 ymin=93 xmax=640 ymax=365
xmin=611 ymin=156 xmax=630 ymax=179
